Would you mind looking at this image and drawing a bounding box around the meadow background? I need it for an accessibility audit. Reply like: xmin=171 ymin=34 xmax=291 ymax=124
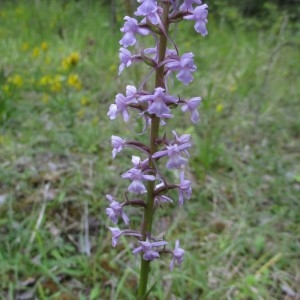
xmin=0 ymin=0 xmax=299 ymax=299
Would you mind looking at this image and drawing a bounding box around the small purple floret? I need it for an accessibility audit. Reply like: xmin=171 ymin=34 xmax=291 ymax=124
xmin=179 ymin=0 xmax=202 ymax=12
xmin=178 ymin=171 xmax=192 ymax=205
xmin=111 ymin=136 xmax=126 ymax=159
xmin=107 ymin=85 xmax=138 ymax=122
xmin=122 ymin=157 xmax=156 ymax=194
xmin=119 ymin=48 xmax=133 ymax=75
xmin=135 ymin=0 xmax=158 ymax=17
xmin=139 ymin=87 xmax=178 ymax=118
xmin=106 ymin=194 xmax=129 ymax=225
xmin=132 ymin=238 xmax=168 ymax=261
xmin=120 ymin=16 xmax=149 ymax=47
xmin=166 ymin=53 xmax=197 ymax=85
xmin=184 ymin=4 xmax=208 ymax=36
xmin=181 ymin=97 xmax=202 ymax=123
xmin=170 ymin=240 xmax=185 ymax=271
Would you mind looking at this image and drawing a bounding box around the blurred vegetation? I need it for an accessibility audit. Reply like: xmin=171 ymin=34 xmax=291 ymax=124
xmin=0 ymin=0 xmax=299 ymax=299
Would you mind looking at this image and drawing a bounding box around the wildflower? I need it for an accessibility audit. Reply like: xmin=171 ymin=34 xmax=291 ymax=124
xmin=61 ymin=52 xmax=80 ymax=70
xmin=179 ymin=0 xmax=202 ymax=12
xmin=111 ymin=135 xmax=126 ymax=159
xmin=153 ymin=142 xmax=192 ymax=169
xmin=120 ymin=16 xmax=149 ymax=48
xmin=67 ymin=74 xmax=82 ymax=90
xmin=178 ymin=171 xmax=192 ymax=205
xmin=32 ymin=47 xmax=40 ymax=58
xmin=135 ymin=0 xmax=158 ymax=17
xmin=139 ymin=87 xmax=178 ymax=118
xmin=106 ymin=194 xmax=129 ymax=225
xmin=109 ymin=227 xmax=142 ymax=247
xmin=39 ymin=75 xmax=52 ymax=86
xmin=170 ymin=240 xmax=185 ymax=271
xmin=184 ymin=4 xmax=208 ymax=36
xmin=107 ymin=85 xmax=138 ymax=121
xmin=154 ymin=194 xmax=173 ymax=206
xmin=172 ymin=130 xmax=191 ymax=146
xmin=132 ymin=238 xmax=168 ymax=261
xmin=118 ymin=47 xmax=141 ymax=75
xmin=106 ymin=0 xmax=209 ymax=293
xmin=41 ymin=42 xmax=48 ymax=51
xmin=119 ymin=48 xmax=133 ymax=75
xmin=50 ymin=75 xmax=62 ymax=93
xmin=166 ymin=53 xmax=197 ymax=85
xmin=122 ymin=161 xmax=156 ymax=194
xmin=216 ymin=103 xmax=223 ymax=113
xmin=181 ymin=97 xmax=202 ymax=123
xmin=135 ymin=0 xmax=160 ymax=24
xmin=7 ymin=74 xmax=23 ymax=88
xmin=80 ymin=97 xmax=89 ymax=106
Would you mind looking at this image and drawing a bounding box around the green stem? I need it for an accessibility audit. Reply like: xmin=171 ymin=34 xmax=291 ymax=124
xmin=137 ymin=2 xmax=170 ymax=299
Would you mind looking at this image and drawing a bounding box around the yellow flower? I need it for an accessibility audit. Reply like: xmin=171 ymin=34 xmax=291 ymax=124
xmin=80 ymin=97 xmax=89 ymax=106
xmin=216 ymin=103 xmax=223 ymax=113
xmin=61 ymin=52 xmax=80 ymax=70
xmin=67 ymin=74 xmax=82 ymax=90
xmin=39 ymin=75 xmax=52 ymax=86
xmin=7 ymin=74 xmax=23 ymax=87
xmin=32 ymin=47 xmax=40 ymax=58
xmin=51 ymin=75 xmax=62 ymax=92
xmin=3 ymin=84 xmax=10 ymax=94
xmin=41 ymin=42 xmax=48 ymax=52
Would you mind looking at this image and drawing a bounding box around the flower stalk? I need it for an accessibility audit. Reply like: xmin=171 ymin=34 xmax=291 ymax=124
xmin=106 ymin=1 xmax=209 ymax=298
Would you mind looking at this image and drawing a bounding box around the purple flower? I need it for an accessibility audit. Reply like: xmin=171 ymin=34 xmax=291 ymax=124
xmin=132 ymin=238 xmax=168 ymax=261
xmin=139 ymin=87 xmax=178 ymax=118
xmin=172 ymin=130 xmax=191 ymax=146
xmin=166 ymin=145 xmax=188 ymax=169
xmin=119 ymin=48 xmax=133 ymax=75
xmin=179 ymin=0 xmax=202 ymax=12
xmin=109 ymin=227 xmax=142 ymax=247
xmin=178 ymin=171 xmax=192 ymax=205
xmin=122 ymin=157 xmax=156 ymax=194
xmin=170 ymin=240 xmax=185 ymax=271
xmin=153 ymin=142 xmax=191 ymax=169
xmin=131 ymin=155 xmax=149 ymax=169
xmin=166 ymin=53 xmax=197 ymax=85
xmin=120 ymin=16 xmax=149 ymax=47
xmin=155 ymin=194 xmax=173 ymax=206
xmin=107 ymin=85 xmax=138 ymax=121
xmin=184 ymin=4 xmax=208 ymax=36
xmin=135 ymin=0 xmax=158 ymax=17
xmin=111 ymin=136 xmax=126 ymax=159
xmin=181 ymin=97 xmax=201 ymax=123
xmin=118 ymin=48 xmax=143 ymax=75
xmin=106 ymin=194 xmax=129 ymax=224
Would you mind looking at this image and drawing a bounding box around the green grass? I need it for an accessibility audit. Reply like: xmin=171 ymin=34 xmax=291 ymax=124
xmin=0 ymin=1 xmax=299 ymax=299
